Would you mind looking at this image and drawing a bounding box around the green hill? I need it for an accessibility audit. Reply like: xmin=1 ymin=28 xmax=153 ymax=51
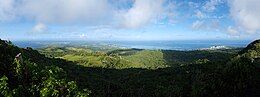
xmin=239 ymin=39 xmax=260 ymax=63
xmin=239 ymin=39 xmax=260 ymax=55
xmin=0 ymin=39 xmax=259 ymax=97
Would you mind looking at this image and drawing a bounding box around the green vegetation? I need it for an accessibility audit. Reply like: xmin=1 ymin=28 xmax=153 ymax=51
xmin=0 ymin=39 xmax=259 ymax=97
xmin=0 ymin=40 xmax=90 ymax=97
xmin=38 ymin=46 xmax=239 ymax=69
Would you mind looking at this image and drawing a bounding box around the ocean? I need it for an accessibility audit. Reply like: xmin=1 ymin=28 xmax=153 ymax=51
xmin=12 ymin=40 xmax=252 ymax=50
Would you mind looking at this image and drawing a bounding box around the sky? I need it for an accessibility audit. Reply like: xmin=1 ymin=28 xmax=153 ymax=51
xmin=0 ymin=0 xmax=259 ymax=41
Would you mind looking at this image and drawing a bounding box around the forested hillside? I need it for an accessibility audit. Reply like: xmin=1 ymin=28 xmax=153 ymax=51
xmin=0 ymin=39 xmax=90 ymax=97
xmin=0 ymin=39 xmax=259 ymax=97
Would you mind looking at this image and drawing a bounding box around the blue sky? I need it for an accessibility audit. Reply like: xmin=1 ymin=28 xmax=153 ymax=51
xmin=0 ymin=0 xmax=259 ymax=41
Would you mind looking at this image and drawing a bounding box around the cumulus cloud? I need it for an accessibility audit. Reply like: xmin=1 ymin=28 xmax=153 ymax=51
xmin=0 ymin=0 xmax=113 ymax=25
xmin=120 ymin=0 xmax=166 ymax=29
xmin=20 ymin=0 xmax=113 ymax=24
xmin=32 ymin=23 xmax=47 ymax=33
xmin=0 ymin=0 xmax=16 ymax=22
xmin=228 ymin=0 xmax=260 ymax=33
xmin=0 ymin=0 xmax=174 ymax=29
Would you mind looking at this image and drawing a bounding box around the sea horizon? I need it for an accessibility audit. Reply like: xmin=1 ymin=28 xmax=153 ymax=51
xmin=12 ymin=39 xmax=252 ymax=50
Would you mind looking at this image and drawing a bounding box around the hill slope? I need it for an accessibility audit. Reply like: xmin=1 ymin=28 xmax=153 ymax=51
xmin=0 ymin=39 xmax=89 ymax=97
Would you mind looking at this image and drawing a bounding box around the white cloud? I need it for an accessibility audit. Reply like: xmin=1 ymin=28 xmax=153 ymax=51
xmin=0 ymin=0 xmax=113 ymax=25
xmin=20 ymin=0 xmax=113 ymax=24
xmin=191 ymin=20 xmax=221 ymax=31
xmin=227 ymin=26 xmax=239 ymax=36
xmin=120 ymin=0 xmax=166 ymax=29
xmin=0 ymin=0 xmax=174 ymax=29
xmin=32 ymin=23 xmax=47 ymax=33
xmin=192 ymin=20 xmax=205 ymax=30
xmin=188 ymin=2 xmax=199 ymax=9
xmin=203 ymin=0 xmax=224 ymax=12
xmin=228 ymin=0 xmax=260 ymax=33
xmin=195 ymin=10 xmax=205 ymax=19
xmin=79 ymin=33 xmax=87 ymax=39
xmin=0 ymin=0 xmax=16 ymax=22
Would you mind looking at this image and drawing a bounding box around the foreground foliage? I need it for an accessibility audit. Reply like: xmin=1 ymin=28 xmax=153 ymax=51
xmin=0 ymin=40 xmax=89 ymax=97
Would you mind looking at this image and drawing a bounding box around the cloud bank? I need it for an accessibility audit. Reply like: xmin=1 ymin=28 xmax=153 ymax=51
xmin=227 ymin=26 xmax=239 ymax=36
xmin=0 ymin=0 xmax=16 ymax=22
xmin=0 ymin=0 xmax=171 ymax=29
xmin=120 ymin=0 xmax=165 ymax=28
xmin=0 ymin=0 xmax=259 ymax=39
xmin=229 ymin=0 xmax=260 ymax=33
xmin=20 ymin=0 xmax=112 ymax=24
